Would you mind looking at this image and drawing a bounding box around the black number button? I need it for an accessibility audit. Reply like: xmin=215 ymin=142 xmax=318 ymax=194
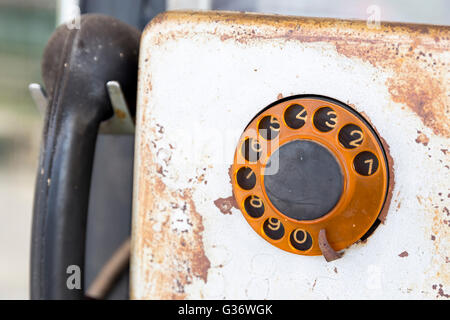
xmin=258 ymin=115 xmax=280 ymax=140
xmin=284 ymin=104 xmax=307 ymax=129
xmin=290 ymin=229 xmax=313 ymax=251
xmin=263 ymin=217 xmax=285 ymax=240
xmin=241 ymin=138 xmax=262 ymax=162
xmin=244 ymin=195 xmax=265 ymax=218
xmin=339 ymin=124 xmax=364 ymax=149
xmin=354 ymin=151 xmax=379 ymax=176
xmin=236 ymin=167 xmax=256 ymax=190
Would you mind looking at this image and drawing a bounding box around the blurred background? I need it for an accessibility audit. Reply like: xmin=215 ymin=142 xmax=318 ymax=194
xmin=0 ymin=0 xmax=448 ymax=299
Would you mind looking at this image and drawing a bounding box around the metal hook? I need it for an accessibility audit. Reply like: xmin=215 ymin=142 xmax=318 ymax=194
xmin=29 ymin=81 xmax=135 ymax=135
xmin=28 ymin=83 xmax=48 ymax=115
xmin=100 ymin=81 xmax=135 ymax=134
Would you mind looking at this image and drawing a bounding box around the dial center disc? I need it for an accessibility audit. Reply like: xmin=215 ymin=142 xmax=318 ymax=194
xmin=264 ymin=140 xmax=343 ymax=221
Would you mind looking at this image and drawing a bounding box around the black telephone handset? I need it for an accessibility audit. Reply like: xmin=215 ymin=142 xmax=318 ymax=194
xmin=31 ymin=15 xmax=140 ymax=299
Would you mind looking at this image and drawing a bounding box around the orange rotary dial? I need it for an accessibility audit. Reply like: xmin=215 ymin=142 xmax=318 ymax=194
xmin=232 ymin=96 xmax=389 ymax=256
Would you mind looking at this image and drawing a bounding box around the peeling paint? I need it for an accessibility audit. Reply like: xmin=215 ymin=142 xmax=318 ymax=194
xmin=131 ymin=126 xmax=211 ymax=299
xmin=213 ymin=196 xmax=238 ymax=215
xmin=416 ymin=131 xmax=430 ymax=146
xmin=432 ymin=284 xmax=450 ymax=298
xmin=144 ymin=11 xmax=449 ymax=137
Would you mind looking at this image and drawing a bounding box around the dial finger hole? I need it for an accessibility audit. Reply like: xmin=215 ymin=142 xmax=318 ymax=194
xmin=338 ymin=124 xmax=364 ymax=149
xmin=258 ymin=115 xmax=280 ymax=140
xmin=241 ymin=138 xmax=262 ymax=162
xmin=353 ymin=151 xmax=379 ymax=176
xmin=244 ymin=195 xmax=265 ymax=218
xmin=236 ymin=166 xmax=256 ymax=190
xmin=313 ymin=107 xmax=338 ymax=132
xmin=263 ymin=217 xmax=285 ymax=240
xmin=284 ymin=104 xmax=307 ymax=129
xmin=290 ymin=229 xmax=313 ymax=251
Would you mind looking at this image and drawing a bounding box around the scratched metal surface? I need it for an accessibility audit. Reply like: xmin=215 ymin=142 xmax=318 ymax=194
xmin=131 ymin=11 xmax=449 ymax=299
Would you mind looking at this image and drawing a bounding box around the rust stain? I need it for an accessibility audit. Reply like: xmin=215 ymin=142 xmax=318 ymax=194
xmin=387 ymin=71 xmax=447 ymax=137
xmin=156 ymin=123 xmax=164 ymax=134
xmin=213 ymin=165 xmax=239 ymax=215
xmin=196 ymin=173 xmax=205 ymax=183
xmin=432 ymin=284 xmax=450 ymax=299
xmin=277 ymin=93 xmax=283 ymax=100
xmin=146 ymin=11 xmax=449 ymax=137
xmin=398 ymin=251 xmax=409 ymax=257
xmin=214 ymin=196 xmax=238 ymax=215
xmin=416 ymin=195 xmax=423 ymax=204
xmin=359 ymin=110 xmax=395 ymax=224
xmin=335 ymin=32 xmax=449 ymax=138
xmin=138 ymin=179 xmax=210 ymax=299
xmin=179 ymin=190 xmax=211 ymax=282
xmin=134 ymin=128 xmax=211 ymax=299
xmin=156 ymin=164 xmax=166 ymax=177
xmin=228 ymin=164 xmax=234 ymax=185
xmin=378 ymin=136 xmax=395 ymax=223
xmin=444 ymin=207 xmax=449 ymax=215
xmin=425 ymin=197 xmax=450 ymax=295
xmin=415 ymin=131 xmax=430 ymax=146
xmin=318 ymin=229 xmax=342 ymax=262
xmin=115 ymin=109 xmax=126 ymax=119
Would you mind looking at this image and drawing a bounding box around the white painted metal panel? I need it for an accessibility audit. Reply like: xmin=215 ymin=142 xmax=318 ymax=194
xmin=131 ymin=11 xmax=449 ymax=299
